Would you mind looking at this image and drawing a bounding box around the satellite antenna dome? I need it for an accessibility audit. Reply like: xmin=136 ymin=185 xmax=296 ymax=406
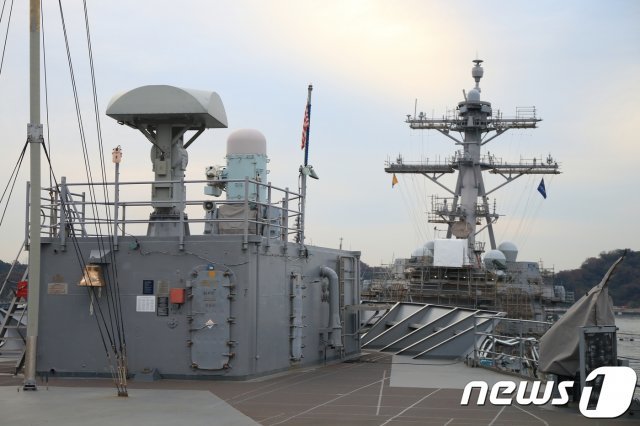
xmin=498 ymin=241 xmax=519 ymax=262
xmin=411 ymin=245 xmax=427 ymax=258
xmin=467 ymin=88 xmax=481 ymax=102
xmin=484 ymin=249 xmax=507 ymax=270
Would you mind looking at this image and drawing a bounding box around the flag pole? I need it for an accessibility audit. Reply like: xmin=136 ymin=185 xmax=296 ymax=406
xmin=298 ymin=85 xmax=313 ymax=249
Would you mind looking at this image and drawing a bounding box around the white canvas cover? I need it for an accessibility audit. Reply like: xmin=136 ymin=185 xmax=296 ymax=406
xmin=433 ymin=239 xmax=467 ymax=267
xmin=538 ymin=256 xmax=622 ymax=376
xmin=217 ymin=204 xmax=258 ymax=235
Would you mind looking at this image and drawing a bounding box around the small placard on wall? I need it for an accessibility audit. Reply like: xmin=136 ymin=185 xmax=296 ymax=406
xmin=157 ymin=280 xmax=170 ymax=296
xmin=142 ymin=280 xmax=154 ymax=295
xmin=157 ymin=296 xmax=169 ymax=316
xmin=47 ymin=283 xmax=68 ymax=295
xmin=136 ymin=295 xmax=156 ymax=312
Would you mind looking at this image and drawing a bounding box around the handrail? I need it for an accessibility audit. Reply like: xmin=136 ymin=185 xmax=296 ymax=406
xmin=31 ymin=176 xmax=304 ymax=249
xmin=47 ymin=178 xmax=302 ymax=196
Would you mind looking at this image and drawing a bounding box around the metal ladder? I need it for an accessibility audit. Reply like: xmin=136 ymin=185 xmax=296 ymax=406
xmin=339 ymin=255 xmax=358 ymax=349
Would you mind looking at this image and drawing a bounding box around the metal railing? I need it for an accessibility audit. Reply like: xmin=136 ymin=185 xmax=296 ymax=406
xmin=473 ymin=314 xmax=552 ymax=378
xmin=27 ymin=176 xmax=304 ymax=251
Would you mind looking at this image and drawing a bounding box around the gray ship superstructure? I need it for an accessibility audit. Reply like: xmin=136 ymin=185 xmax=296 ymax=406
xmin=372 ymin=59 xmax=567 ymax=320
xmin=31 ymin=85 xmax=361 ymax=379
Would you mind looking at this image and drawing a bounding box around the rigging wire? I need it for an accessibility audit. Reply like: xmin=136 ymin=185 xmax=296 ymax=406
xmin=40 ymin=140 xmax=124 ymax=395
xmin=409 ymin=174 xmax=428 ymax=241
xmin=520 ymin=175 xmax=555 ymax=251
xmin=396 ymin=175 xmax=426 ymax=245
xmin=515 ymin=174 xmax=543 ymax=244
xmin=0 ymin=243 xmax=24 ymax=300
xmin=57 ymin=0 xmax=112 ymax=320
xmin=493 ymin=133 xmax=528 ymax=242
xmin=81 ymin=0 xmax=127 ymax=372
xmin=0 ymin=140 xmax=28 ymax=228
xmin=418 ymin=128 xmax=432 ymax=242
xmin=0 ymin=0 xmax=8 ymax=25
xmin=0 ymin=0 xmax=13 ymax=77
xmin=55 ymin=0 xmax=127 ymax=394
xmin=41 ymin=0 xmax=53 ymax=192
xmin=513 ymin=174 xmax=535 ymax=239
xmin=414 ymin=174 xmax=431 ymax=241
xmin=501 ymin=173 xmax=533 ymax=243
xmin=418 ymin=177 xmax=431 ymax=241
xmin=40 ymin=141 xmax=116 ymax=383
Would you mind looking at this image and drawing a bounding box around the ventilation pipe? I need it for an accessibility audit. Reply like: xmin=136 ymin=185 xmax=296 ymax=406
xmin=320 ymin=265 xmax=342 ymax=348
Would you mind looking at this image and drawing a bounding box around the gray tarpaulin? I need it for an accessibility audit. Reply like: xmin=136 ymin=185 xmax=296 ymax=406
xmin=538 ymin=256 xmax=622 ymax=376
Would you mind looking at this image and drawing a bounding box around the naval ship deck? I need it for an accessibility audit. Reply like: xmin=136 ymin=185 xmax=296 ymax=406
xmin=1 ymin=352 xmax=636 ymax=425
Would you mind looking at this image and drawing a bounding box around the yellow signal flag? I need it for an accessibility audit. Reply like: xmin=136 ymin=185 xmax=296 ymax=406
xmin=392 ymin=173 xmax=399 ymax=188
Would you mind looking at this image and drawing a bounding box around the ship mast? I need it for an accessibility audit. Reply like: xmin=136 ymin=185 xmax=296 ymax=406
xmin=386 ymin=59 xmax=560 ymax=262
xmin=24 ymin=0 xmax=43 ymax=390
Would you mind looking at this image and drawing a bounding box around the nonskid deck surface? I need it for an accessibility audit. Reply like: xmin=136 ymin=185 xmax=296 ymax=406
xmin=0 ymin=353 xmax=635 ymax=425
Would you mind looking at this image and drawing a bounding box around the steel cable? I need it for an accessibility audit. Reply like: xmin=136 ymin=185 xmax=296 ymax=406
xmin=55 ymin=0 xmax=127 ymax=394
xmin=0 ymin=0 xmax=13 ymax=78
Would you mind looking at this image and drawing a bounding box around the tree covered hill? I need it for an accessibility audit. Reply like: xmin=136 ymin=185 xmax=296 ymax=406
xmin=554 ymin=249 xmax=639 ymax=307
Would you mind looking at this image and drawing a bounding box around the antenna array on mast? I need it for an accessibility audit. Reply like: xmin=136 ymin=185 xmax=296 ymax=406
xmin=385 ymin=59 xmax=560 ymax=258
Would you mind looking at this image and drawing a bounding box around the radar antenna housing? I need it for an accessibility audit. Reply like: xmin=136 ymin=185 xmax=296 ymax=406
xmin=106 ymin=85 xmax=228 ymax=236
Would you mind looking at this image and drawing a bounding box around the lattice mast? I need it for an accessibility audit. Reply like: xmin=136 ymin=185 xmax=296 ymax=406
xmin=385 ymin=59 xmax=560 ymax=262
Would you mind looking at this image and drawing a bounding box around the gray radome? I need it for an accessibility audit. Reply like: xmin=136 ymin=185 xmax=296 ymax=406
xmin=467 ymin=88 xmax=481 ymax=102
xmin=227 ymin=129 xmax=267 ymax=156
xmin=484 ymin=249 xmax=507 ymax=270
xmin=497 ymin=241 xmax=518 ymax=262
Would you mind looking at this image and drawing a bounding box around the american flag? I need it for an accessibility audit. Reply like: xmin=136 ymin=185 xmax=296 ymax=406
xmin=301 ymin=103 xmax=310 ymax=150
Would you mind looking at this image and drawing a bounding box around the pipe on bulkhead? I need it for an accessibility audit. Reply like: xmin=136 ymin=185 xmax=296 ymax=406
xmin=320 ymin=265 xmax=342 ymax=348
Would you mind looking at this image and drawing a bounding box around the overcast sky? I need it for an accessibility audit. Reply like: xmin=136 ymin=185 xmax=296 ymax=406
xmin=0 ymin=0 xmax=638 ymax=271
